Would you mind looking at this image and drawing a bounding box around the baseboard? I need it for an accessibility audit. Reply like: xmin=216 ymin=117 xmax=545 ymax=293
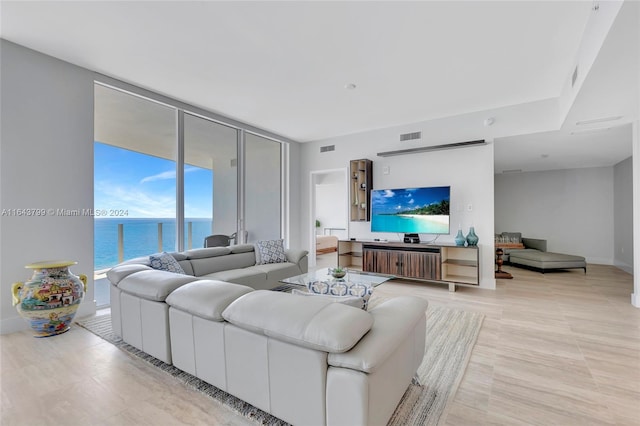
xmin=613 ymin=260 xmax=633 ymax=275
xmin=585 ymin=257 xmax=614 ymax=265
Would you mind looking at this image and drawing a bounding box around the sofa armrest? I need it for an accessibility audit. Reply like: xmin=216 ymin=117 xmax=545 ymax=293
xmin=327 ymin=296 xmax=428 ymax=374
xmin=522 ymin=237 xmax=547 ymax=252
xmin=286 ymin=249 xmax=309 ymax=270
xmin=107 ymin=264 xmax=153 ymax=286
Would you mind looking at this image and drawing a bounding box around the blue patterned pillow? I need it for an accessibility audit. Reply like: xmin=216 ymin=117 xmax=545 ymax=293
xmin=149 ymin=252 xmax=185 ymax=274
xmin=255 ymin=239 xmax=287 ymax=264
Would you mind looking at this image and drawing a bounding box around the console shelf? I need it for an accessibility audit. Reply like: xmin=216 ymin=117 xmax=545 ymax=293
xmin=349 ymin=159 xmax=372 ymax=222
xmin=338 ymin=240 xmax=479 ymax=291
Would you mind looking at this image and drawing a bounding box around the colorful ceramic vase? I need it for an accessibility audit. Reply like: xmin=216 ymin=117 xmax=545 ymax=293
xmin=12 ymin=261 xmax=87 ymax=337
xmin=466 ymin=227 xmax=479 ymax=246
xmin=454 ymin=229 xmax=466 ymax=246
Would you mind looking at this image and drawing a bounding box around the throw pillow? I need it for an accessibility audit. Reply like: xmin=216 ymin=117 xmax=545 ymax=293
xmin=255 ymin=239 xmax=287 ymax=264
xmin=149 ymin=252 xmax=185 ymax=274
xmin=291 ymin=289 xmax=366 ymax=310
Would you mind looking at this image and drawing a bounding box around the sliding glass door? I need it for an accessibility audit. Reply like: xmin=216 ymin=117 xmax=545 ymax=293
xmin=245 ymin=132 xmax=282 ymax=242
xmin=94 ymin=83 xmax=286 ymax=306
xmin=183 ymin=113 xmax=238 ymax=249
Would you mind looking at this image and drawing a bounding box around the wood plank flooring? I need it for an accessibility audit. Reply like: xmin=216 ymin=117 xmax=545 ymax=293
xmin=1 ymin=261 xmax=638 ymax=425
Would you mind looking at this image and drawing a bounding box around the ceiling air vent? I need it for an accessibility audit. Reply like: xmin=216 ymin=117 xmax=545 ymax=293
xmin=400 ymin=131 xmax=421 ymax=142
xmin=377 ymin=139 xmax=486 ymax=157
xmin=320 ymin=145 xmax=335 ymax=153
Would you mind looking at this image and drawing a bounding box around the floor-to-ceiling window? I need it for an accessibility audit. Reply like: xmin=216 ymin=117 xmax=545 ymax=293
xmin=184 ymin=113 xmax=238 ymax=249
xmin=245 ymin=132 xmax=282 ymax=242
xmin=93 ymin=83 xmax=286 ymax=307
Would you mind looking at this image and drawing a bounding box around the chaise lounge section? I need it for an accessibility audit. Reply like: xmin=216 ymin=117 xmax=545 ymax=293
xmin=499 ymin=233 xmax=587 ymax=273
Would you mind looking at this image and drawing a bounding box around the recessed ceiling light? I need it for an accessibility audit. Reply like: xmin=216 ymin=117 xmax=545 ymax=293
xmin=576 ymin=115 xmax=622 ymax=126
xmin=344 ymin=83 xmax=357 ymax=90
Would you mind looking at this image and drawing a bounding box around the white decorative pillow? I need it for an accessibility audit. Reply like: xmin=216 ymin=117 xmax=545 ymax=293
xmin=306 ymin=281 xmax=373 ymax=310
xmin=291 ymin=289 xmax=366 ymax=310
xmin=149 ymin=252 xmax=185 ymax=274
xmin=255 ymin=239 xmax=287 ymax=264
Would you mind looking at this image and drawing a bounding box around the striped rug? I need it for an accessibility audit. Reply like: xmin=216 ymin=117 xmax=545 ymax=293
xmin=78 ymin=303 xmax=483 ymax=425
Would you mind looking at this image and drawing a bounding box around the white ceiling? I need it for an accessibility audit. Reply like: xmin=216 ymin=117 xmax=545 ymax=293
xmin=1 ymin=1 xmax=638 ymax=172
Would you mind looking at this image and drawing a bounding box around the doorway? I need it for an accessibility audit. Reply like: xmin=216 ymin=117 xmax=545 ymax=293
xmin=310 ymin=169 xmax=348 ymax=268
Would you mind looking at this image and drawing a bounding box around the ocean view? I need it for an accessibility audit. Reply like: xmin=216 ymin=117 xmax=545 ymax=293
xmin=94 ymin=218 xmax=213 ymax=270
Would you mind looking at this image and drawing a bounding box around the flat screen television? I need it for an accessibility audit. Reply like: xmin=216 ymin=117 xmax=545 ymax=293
xmin=371 ymin=186 xmax=450 ymax=234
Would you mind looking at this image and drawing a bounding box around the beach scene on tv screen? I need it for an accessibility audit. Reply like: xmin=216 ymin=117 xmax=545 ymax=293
xmin=371 ymin=187 xmax=450 ymax=234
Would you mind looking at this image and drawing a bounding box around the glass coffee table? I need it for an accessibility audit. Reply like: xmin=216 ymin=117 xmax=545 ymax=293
xmin=279 ymin=267 xmax=394 ymax=290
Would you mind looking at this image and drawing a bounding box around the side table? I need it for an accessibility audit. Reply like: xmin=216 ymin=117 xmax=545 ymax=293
xmin=495 ymin=243 xmax=524 ymax=279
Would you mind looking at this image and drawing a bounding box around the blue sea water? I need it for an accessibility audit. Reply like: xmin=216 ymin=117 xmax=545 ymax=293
xmin=371 ymin=214 xmax=450 ymax=234
xmin=94 ymin=218 xmax=213 ymax=270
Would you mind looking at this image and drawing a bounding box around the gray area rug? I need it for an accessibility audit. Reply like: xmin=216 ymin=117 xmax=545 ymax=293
xmin=77 ymin=303 xmax=483 ymax=425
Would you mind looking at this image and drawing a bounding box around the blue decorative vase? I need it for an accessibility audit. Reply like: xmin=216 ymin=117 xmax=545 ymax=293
xmin=466 ymin=227 xmax=479 ymax=246
xmin=454 ymin=229 xmax=466 ymax=246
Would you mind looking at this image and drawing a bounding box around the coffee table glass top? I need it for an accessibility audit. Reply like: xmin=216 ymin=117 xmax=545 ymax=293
xmin=280 ymin=268 xmax=394 ymax=288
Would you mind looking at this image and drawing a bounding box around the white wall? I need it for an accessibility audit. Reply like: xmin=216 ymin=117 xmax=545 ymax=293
xmin=300 ymin=127 xmax=496 ymax=290
xmin=495 ymin=167 xmax=614 ymax=264
xmin=614 ymin=156 xmax=633 ymax=273
xmin=1 ymin=40 xmax=96 ymax=333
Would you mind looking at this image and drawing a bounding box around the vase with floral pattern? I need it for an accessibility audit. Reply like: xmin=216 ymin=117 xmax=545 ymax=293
xmin=12 ymin=261 xmax=87 ymax=337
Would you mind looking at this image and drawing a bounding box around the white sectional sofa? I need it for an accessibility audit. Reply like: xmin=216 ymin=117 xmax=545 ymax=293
xmin=108 ymin=244 xmax=308 ymax=362
xmin=107 ymin=244 xmax=429 ymax=425
xmin=168 ymin=285 xmax=427 ymax=426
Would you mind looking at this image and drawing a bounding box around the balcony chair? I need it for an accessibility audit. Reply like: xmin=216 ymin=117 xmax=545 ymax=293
xmin=204 ymin=231 xmax=248 ymax=248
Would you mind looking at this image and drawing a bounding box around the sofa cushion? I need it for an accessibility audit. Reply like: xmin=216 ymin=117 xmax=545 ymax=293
xmin=328 ymin=296 xmax=428 ymax=373
xmin=229 ymin=244 xmax=255 ymax=254
xmin=291 ymin=289 xmax=367 ymax=310
xmin=166 ymin=280 xmax=253 ymax=321
xmin=184 ymin=247 xmax=231 ymax=260
xmin=203 ymin=268 xmax=267 ymax=287
xmin=252 ymin=262 xmax=302 ymax=282
xmin=107 ymin=264 xmax=153 ymax=286
xmin=222 ymin=290 xmax=373 ymax=353
xmin=255 ymin=239 xmax=287 ymax=264
xmin=190 ymin=251 xmax=257 ymax=276
xmin=117 ymin=270 xmax=199 ymax=301
xmin=149 ymin=252 xmax=186 ymax=274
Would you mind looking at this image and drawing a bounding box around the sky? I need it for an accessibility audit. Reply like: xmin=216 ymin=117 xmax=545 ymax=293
xmin=94 ymin=142 xmax=213 ymax=218
xmin=371 ymin=186 xmax=450 ymax=215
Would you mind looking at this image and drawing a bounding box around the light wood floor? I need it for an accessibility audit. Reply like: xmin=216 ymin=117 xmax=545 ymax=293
xmin=2 ymin=261 xmax=638 ymax=425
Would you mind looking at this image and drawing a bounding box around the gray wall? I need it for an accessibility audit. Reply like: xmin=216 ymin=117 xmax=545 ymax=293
xmin=495 ymin=167 xmax=615 ymax=264
xmin=1 ymin=40 xmax=96 ymax=333
xmin=0 ymin=40 xmax=303 ymax=333
xmin=614 ymin=156 xmax=634 ymax=273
